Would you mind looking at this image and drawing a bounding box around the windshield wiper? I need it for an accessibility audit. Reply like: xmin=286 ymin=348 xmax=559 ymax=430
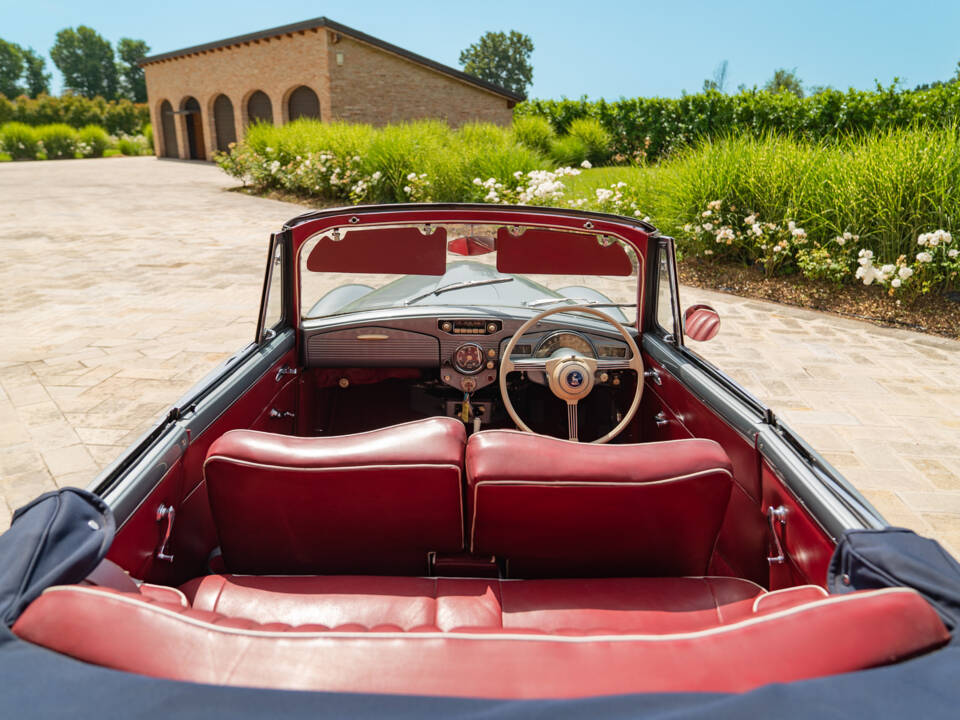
xmin=405 ymin=278 xmax=514 ymax=305
xmin=525 ymin=297 xmax=634 ymax=309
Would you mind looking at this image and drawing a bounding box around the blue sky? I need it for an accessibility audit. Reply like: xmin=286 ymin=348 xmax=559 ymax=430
xmin=3 ymin=0 xmax=959 ymax=98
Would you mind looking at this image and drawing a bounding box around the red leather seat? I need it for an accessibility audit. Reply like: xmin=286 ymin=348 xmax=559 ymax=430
xmin=466 ymin=431 xmax=734 ymax=577
xmin=179 ymin=574 xmax=768 ymax=633
xmin=204 ymin=418 xmax=467 ymax=575
xmin=13 ymin=579 xmax=949 ymax=697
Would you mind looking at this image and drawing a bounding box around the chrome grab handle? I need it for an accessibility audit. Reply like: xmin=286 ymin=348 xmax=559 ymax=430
xmin=155 ymin=504 xmax=175 ymax=563
xmin=654 ymin=411 xmax=669 ymax=428
xmin=766 ymin=505 xmax=788 ymax=565
xmin=269 ymin=408 xmax=294 ymax=419
xmin=275 ymin=365 xmax=298 ymax=382
xmin=644 ymin=368 xmax=662 ymax=386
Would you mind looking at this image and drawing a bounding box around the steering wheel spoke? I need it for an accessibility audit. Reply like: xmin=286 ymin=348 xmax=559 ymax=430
xmin=507 ymin=357 xmax=548 ymax=373
xmin=566 ymin=401 xmax=579 ymax=442
xmin=595 ymin=358 xmax=633 ymax=372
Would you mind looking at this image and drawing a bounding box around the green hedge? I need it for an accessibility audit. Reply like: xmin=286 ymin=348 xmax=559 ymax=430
xmin=516 ymin=84 xmax=960 ymax=160
xmin=0 ymin=93 xmax=149 ymax=135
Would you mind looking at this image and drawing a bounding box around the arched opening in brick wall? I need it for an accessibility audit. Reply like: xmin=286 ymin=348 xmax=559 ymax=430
xmin=247 ymin=91 xmax=273 ymax=125
xmin=159 ymin=100 xmax=178 ymax=158
xmin=287 ymin=86 xmax=320 ymax=122
xmin=180 ymin=96 xmax=205 ymax=159
xmin=213 ymin=94 xmax=237 ymax=152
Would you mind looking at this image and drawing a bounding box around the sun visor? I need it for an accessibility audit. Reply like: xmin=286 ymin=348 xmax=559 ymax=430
xmin=306 ymin=226 xmax=447 ymax=275
xmin=495 ymin=227 xmax=635 ymax=276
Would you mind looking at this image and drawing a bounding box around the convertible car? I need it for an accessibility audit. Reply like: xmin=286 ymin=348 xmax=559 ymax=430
xmin=2 ymin=204 xmax=959 ymax=718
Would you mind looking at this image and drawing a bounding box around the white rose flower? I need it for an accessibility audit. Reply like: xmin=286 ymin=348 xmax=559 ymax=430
xmin=703 ymin=222 xmax=714 ymax=231
xmin=899 ymin=266 xmax=914 ymax=279
xmin=916 ymin=251 xmax=933 ymax=263
xmin=744 ymin=214 xmax=756 ymax=225
xmin=403 ymin=185 xmax=411 ymax=194
xmin=881 ymin=264 xmax=896 ymax=274
xmin=949 ymin=249 xmax=959 ymax=258
xmin=702 ymin=210 xmax=713 ymax=218
xmin=891 ymin=278 xmax=902 ymax=288
xmin=580 ymin=160 xmax=592 ymax=169
xmin=752 ymin=223 xmax=763 ymax=236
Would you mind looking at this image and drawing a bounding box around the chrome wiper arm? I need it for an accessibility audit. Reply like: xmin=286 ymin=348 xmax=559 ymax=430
xmin=405 ymin=277 xmax=514 ymax=305
xmin=525 ymin=297 xmax=633 ymax=309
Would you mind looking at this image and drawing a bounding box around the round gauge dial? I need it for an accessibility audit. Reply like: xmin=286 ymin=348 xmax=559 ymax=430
xmin=534 ymin=332 xmax=596 ymax=359
xmin=453 ymin=343 xmax=485 ymax=374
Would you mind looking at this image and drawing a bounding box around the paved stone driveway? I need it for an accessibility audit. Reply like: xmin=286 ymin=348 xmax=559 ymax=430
xmin=1 ymin=158 xmax=958 ymax=555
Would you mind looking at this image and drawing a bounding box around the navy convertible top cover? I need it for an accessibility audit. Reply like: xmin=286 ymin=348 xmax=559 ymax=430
xmin=1 ymin=489 xmax=959 ymax=719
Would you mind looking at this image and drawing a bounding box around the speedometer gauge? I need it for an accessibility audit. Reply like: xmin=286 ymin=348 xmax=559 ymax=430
xmin=453 ymin=343 xmax=484 ymax=374
xmin=534 ymin=332 xmax=596 ymax=358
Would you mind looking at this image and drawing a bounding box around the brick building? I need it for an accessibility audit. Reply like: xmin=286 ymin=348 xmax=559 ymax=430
xmin=141 ymin=17 xmax=521 ymax=161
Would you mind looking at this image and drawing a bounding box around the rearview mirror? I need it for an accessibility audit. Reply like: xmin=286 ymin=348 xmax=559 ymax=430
xmin=683 ymin=304 xmax=720 ymax=342
xmin=448 ymin=236 xmax=495 ymax=256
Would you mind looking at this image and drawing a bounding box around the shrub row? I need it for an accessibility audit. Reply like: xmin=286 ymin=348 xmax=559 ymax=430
xmin=0 ymin=93 xmax=150 ymax=135
xmin=217 ymin=119 xmax=960 ymax=296
xmin=0 ymin=121 xmax=152 ymax=160
xmin=516 ymin=83 xmax=960 ymax=160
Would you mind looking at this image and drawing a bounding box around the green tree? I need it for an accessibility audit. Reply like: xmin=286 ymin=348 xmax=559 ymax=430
xmin=50 ymin=26 xmax=118 ymax=99
xmin=459 ymin=30 xmax=534 ymax=97
xmin=764 ymin=68 xmax=804 ymax=98
xmin=20 ymin=47 xmax=50 ymax=97
xmin=117 ymin=38 xmax=149 ymax=102
xmin=0 ymin=39 xmax=24 ymax=98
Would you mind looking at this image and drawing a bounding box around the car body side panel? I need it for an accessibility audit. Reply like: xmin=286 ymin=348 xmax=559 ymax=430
xmin=101 ymin=331 xmax=297 ymax=585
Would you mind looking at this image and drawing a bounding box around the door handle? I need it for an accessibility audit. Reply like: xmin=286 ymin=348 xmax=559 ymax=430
xmin=155 ymin=504 xmax=175 ymax=563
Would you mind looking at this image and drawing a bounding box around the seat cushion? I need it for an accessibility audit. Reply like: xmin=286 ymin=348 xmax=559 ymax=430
xmin=466 ymin=431 xmax=734 ymax=576
xmin=180 ymin=574 xmax=767 ymax=633
xmin=13 ymin=582 xmax=949 ymax=697
xmin=204 ymin=417 xmax=467 ymax=575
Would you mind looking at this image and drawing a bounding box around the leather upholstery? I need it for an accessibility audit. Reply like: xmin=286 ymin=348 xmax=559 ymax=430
xmin=204 ymin=418 xmax=467 ymax=575
xmin=14 ymin=581 xmax=949 ymax=697
xmin=466 ymin=432 xmax=734 ymax=576
xmin=180 ymin=574 xmax=766 ymax=633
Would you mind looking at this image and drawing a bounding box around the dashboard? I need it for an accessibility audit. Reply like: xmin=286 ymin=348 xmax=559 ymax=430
xmin=302 ymin=312 xmax=634 ymax=393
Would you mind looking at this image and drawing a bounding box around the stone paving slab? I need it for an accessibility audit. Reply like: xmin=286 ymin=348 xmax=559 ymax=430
xmin=1 ymin=157 xmax=958 ymax=555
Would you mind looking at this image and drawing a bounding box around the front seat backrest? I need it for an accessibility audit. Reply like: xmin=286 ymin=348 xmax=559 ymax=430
xmin=466 ymin=432 xmax=734 ymax=577
xmin=205 ymin=417 xmax=467 ymax=575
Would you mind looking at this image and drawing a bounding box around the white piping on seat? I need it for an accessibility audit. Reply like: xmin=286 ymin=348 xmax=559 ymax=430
xmin=140 ymin=584 xmax=189 ymax=608
xmin=35 ymin=585 xmax=923 ymax=644
xmin=751 ymin=585 xmax=829 ymax=614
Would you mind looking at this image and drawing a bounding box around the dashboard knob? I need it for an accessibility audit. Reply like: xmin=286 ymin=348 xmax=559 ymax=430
xmin=441 ymin=321 xmax=453 ymax=332
xmin=486 ymin=323 xmax=498 ymax=334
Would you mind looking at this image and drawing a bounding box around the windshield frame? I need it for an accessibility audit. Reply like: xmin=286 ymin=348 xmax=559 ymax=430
xmin=289 ymin=205 xmax=654 ymax=330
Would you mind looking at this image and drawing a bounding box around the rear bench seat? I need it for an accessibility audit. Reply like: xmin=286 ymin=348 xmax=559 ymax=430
xmin=12 ymin=574 xmax=949 ymax=697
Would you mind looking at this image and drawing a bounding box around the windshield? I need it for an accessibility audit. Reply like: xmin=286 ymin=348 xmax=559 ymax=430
xmin=299 ymin=224 xmax=640 ymax=323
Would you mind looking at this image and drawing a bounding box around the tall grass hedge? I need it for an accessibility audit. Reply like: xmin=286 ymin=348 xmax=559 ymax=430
xmin=517 ymin=83 xmax=960 ymax=161
xmin=216 ymin=119 xmax=960 ymax=295
xmin=218 ymin=119 xmax=546 ymax=203
xmin=0 ymin=93 xmax=149 ymax=135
